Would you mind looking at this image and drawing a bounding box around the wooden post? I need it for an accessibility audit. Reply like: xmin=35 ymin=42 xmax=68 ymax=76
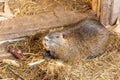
xmin=110 ymin=0 xmax=120 ymax=25
xmin=100 ymin=0 xmax=112 ymax=26
xmin=92 ymin=0 xmax=98 ymax=13
xmin=92 ymin=0 xmax=120 ymax=26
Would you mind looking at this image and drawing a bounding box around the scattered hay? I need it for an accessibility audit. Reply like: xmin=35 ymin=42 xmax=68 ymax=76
xmin=6 ymin=0 xmax=91 ymax=16
xmin=0 ymin=29 xmax=120 ymax=80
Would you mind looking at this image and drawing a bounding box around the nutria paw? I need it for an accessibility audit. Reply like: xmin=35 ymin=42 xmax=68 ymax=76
xmin=43 ymin=50 xmax=53 ymax=60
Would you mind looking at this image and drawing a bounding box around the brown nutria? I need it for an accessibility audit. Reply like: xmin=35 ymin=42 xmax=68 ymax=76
xmin=42 ymin=18 xmax=109 ymax=63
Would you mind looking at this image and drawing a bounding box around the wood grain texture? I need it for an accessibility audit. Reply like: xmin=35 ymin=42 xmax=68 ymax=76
xmin=93 ymin=0 xmax=120 ymax=26
xmin=110 ymin=0 xmax=120 ymax=25
xmin=92 ymin=0 xmax=98 ymax=13
xmin=0 ymin=10 xmax=87 ymax=41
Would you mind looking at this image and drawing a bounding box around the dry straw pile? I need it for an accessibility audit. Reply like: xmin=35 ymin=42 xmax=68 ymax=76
xmin=7 ymin=0 xmax=91 ymax=16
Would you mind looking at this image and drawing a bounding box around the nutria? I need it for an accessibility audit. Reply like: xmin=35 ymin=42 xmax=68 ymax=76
xmin=42 ymin=18 xmax=109 ymax=63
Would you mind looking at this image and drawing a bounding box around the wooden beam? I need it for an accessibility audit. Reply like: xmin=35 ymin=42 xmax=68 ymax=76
xmin=93 ymin=0 xmax=120 ymax=26
xmin=0 ymin=10 xmax=86 ymax=41
xmin=92 ymin=0 xmax=98 ymax=14
xmin=110 ymin=0 xmax=120 ymax=25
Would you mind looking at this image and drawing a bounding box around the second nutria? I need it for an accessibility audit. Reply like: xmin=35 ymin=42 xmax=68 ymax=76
xmin=42 ymin=18 xmax=109 ymax=63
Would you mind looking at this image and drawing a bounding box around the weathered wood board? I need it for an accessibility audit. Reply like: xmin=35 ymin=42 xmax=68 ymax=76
xmin=0 ymin=10 xmax=87 ymax=41
xmin=92 ymin=0 xmax=120 ymax=26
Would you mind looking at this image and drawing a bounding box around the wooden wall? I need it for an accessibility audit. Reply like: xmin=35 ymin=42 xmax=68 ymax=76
xmin=92 ymin=0 xmax=120 ymax=26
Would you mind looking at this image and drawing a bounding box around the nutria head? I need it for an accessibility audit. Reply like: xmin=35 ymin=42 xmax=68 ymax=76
xmin=43 ymin=32 xmax=67 ymax=52
xmin=42 ymin=31 xmax=81 ymax=62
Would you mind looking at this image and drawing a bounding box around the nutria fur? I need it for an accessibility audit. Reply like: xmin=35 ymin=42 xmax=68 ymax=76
xmin=42 ymin=18 xmax=109 ymax=63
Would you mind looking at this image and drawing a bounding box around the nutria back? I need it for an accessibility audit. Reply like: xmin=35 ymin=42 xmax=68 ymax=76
xmin=43 ymin=18 xmax=109 ymax=63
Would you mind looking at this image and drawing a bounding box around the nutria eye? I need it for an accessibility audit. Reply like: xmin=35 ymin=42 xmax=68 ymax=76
xmin=45 ymin=39 xmax=48 ymax=41
xmin=44 ymin=36 xmax=49 ymax=41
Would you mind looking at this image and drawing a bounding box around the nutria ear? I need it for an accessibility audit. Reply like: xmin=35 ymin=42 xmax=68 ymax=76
xmin=62 ymin=33 xmax=67 ymax=38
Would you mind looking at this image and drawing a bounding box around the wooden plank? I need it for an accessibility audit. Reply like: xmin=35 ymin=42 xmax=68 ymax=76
xmin=100 ymin=0 xmax=112 ymax=26
xmin=0 ymin=10 xmax=87 ymax=41
xmin=97 ymin=0 xmax=101 ymax=18
xmin=92 ymin=0 xmax=98 ymax=14
xmin=110 ymin=0 xmax=120 ymax=25
xmin=94 ymin=0 xmax=120 ymax=26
